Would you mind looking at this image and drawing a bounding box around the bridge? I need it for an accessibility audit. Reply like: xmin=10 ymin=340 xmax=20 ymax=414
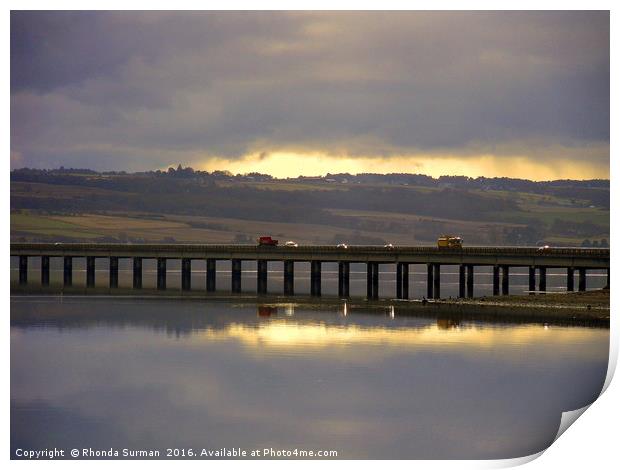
xmin=10 ymin=243 xmax=610 ymax=299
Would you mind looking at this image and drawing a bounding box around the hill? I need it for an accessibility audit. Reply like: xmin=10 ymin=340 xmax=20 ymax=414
xmin=10 ymin=168 xmax=609 ymax=247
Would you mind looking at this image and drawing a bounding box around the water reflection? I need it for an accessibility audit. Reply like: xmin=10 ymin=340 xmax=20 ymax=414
xmin=11 ymin=297 xmax=609 ymax=459
xmin=437 ymin=318 xmax=460 ymax=330
xmin=258 ymin=305 xmax=278 ymax=317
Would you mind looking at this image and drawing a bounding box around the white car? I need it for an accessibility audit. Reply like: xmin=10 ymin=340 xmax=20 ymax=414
xmin=284 ymin=241 xmax=298 ymax=247
xmin=384 ymin=243 xmax=395 ymax=249
xmin=336 ymin=243 xmax=348 ymax=249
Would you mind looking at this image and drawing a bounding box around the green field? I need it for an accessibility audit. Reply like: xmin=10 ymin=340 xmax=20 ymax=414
xmin=492 ymin=206 xmax=609 ymax=226
xmin=11 ymin=213 xmax=102 ymax=239
xmin=10 ymin=174 xmax=609 ymax=247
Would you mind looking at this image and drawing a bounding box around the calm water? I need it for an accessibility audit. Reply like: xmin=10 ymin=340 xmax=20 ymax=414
xmin=11 ymin=297 xmax=608 ymax=459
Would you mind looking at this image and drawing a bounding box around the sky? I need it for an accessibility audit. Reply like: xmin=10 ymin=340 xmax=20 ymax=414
xmin=10 ymin=11 xmax=610 ymax=179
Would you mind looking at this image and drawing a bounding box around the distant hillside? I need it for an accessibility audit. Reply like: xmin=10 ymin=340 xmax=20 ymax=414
xmin=10 ymin=167 xmax=609 ymax=247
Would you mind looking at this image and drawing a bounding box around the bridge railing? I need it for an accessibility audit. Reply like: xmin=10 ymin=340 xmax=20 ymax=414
xmin=9 ymin=243 xmax=610 ymax=258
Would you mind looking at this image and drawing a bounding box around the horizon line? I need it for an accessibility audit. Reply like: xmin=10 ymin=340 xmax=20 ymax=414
xmin=10 ymin=166 xmax=610 ymax=183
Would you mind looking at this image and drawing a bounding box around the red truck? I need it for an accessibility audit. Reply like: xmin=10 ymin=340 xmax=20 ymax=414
xmin=257 ymin=236 xmax=278 ymax=246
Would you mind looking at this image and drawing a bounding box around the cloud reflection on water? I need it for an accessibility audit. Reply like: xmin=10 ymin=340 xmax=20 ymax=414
xmin=11 ymin=298 xmax=609 ymax=459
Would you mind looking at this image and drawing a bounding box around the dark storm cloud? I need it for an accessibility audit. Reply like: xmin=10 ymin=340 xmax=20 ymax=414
xmin=10 ymin=11 xmax=609 ymax=172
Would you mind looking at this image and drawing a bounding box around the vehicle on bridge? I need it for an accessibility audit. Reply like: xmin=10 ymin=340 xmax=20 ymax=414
xmin=437 ymin=235 xmax=463 ymax=249
xmin=284 ymin=241 xmax=298 ymax=247
xmin=257 ymin=236 xmax=278 ymax=246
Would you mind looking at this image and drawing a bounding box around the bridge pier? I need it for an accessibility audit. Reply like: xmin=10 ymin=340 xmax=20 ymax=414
xmin=109 ymin=257 xmax=119 ymax=288
xmin=567 ymin=267 xmax=574 ymax=292
xmin=606 ymin=268 xmax=610 ymax=289
xmin=396 ymin=262 xmax=408 ymax=299
xmin=578 ymin=268 xmax=587 ymax=291
xmin=338 ymin=261 xmax=349 ymax=297
xmin=458 ymin=264 xmax=466 ymax=298
xmin=19 ymin=255 xmax=28 ymax=285
xmin=232 ymin=259 xmax=242 ymax=293
xmin=366 ymin=262 xmax=379 ymax=300
xmin=426 ymin=264 xmax=433 ymax=299
xmin=257 ymin=260 xmax=268 ymax=294
xmin=133 ymin=257 xmax=142 ymax=289
xmin=466 ymin=264 xmax=474 ymax=298
xmin=538 ymin=267 xmax=546 ymax=292
xmin=63 ymin=256 xmax=72 ymax=287
xmin=528 ymin=266 xmax=536 ymax=294
xmin=86 ymin=256 xmax=96 ymax=288
xmin=157 ymin=258 xmax=166 ymax=290
xmin=492 ymin=265 xmax=500 ymax=296
xmin=284 ymin=260 xmax=295 ymax=295
xmin=433 ymin=264 xmax=441 ymax=299
xmin=501 ymin=265 xmax=509 ymax=295
xmin=206 ymin=259 xmax=216 ymax=291
xmin=181 ymin=258 xmax=192 ymax=291
xmin=396 ymin=263 xmax=402 ymax=299
xmin=402 ymin=263 xmax=409 ymax=299
xmin=41 ymin=255 xmax=50 ymax=286
xmin=311 ymin=261 xmax=321 ymax=296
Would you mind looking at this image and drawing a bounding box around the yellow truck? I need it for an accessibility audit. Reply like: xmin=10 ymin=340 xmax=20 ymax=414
xmin=437 ymin=235 xmax=463 ymax=249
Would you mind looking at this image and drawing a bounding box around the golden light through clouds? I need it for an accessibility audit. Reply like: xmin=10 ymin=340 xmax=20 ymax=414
xmin=196 ymin=151 xmax=609 ymax=180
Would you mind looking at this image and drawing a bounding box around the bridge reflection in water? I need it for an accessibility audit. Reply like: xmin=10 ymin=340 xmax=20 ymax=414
xmin=10 ymin=243 xmax=610 ymax=300
xmin=11 ymin=296 xmax=608 ymax=458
